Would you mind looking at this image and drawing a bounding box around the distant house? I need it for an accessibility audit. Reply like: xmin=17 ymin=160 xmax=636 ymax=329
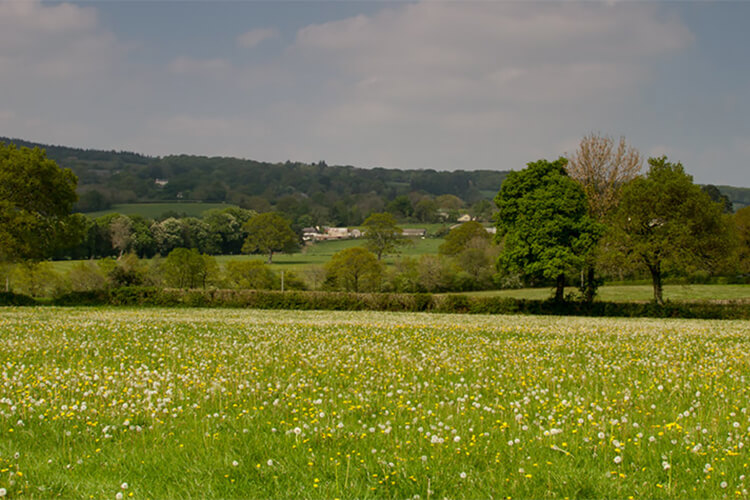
xmin=402 ymin=228 xmax=426 ymax=238
xmin=302 ymin=227 xmax=321 ymax=242
xmin=485 ymin=226 xmax=497 ymax=234
xmin=154 ymin=178 xmax=169 ymax=187
xmin=457 ymin=214 xmax=473 ymax=223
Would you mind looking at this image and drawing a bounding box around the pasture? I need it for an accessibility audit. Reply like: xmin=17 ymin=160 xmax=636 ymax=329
xmin=0 ymin=308 xmax=748 ymax=498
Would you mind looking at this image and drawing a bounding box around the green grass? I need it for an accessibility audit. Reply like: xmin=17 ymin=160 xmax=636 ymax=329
xmin=0 ymin=308 xmax=748 ymax=498
xmin=462 ymin=284 xmax=750 ymax=302
xmin=83 ymin=202 xmax=238 ymax=219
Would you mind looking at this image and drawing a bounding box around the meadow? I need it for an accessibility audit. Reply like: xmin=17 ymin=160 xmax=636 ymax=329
xmin=0 ymin=308 xmax=748 ymax=498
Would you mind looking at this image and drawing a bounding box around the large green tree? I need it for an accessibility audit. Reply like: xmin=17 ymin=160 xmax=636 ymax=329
xmin=610 ymin=156 xmax=734 ymax=305
xmin=495 ymin=158 xmax=600 ymax=302
xmin=362 ymin=212 xmax=405 ymax=261
xmin=242 ymin=213 xmax=298 ymax=264
xmin=0 ymin=143 xmax=81 ymax=262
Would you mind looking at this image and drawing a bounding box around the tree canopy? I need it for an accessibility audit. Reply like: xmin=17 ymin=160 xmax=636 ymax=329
xmin=324 ymin=247 xmax=383 ymax=292
xmin=241 ymin=213 xmax=298 ymax=263
xmin=362 ymin=212 xmax=405 ymax=260
xmin=0 ymin=143 xmax=81 ymax=261
xmin=609 ymin=156 xmax=734 ymax=305
xmin=494 ymin=158 xmax=600 ymax=301
xmin=439 ymin=221 xmax=490 ymax=256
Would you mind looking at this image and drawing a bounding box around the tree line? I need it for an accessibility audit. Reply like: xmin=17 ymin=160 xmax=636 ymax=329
xmin=2 ymin=137 xmax=750 ymax=303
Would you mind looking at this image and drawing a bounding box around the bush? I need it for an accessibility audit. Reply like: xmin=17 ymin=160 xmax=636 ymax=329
xmin=0 ymin=291 xmax=37 ymax=306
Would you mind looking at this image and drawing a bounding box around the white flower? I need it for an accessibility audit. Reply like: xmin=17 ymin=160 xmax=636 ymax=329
xmin=267 ymin=459 xmax=273 ymax=466
xmin=454 ymin=436 xmax=461 ymax=443
xmin=293 ymin=427 xmax=301 ymax=435
xmin=614 ymin=456 xmax=622 ymax=464
xmin=662 ymin=461 xmax=671 ymax=470
xmin=121 ymin=483 xmax=128 ymax=490
xmin=232 ymin=461 xmax=239 ymax=467
xmin=720 ymin=481 xmax=728 ymax=489
xmin=0 ymin=488 xmax=6 ymax=497
xmin=459 ymin=472 xmax=467 ymax=479
xmin=116 ymin=493 xmax=123 ymax=500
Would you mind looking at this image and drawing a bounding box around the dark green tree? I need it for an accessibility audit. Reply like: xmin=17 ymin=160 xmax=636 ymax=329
xmin=736 ymin=206 xmax=750 ymax=274
xmin=362 ymin=212 xmax=406 ymax=261
xmin=495 ymin=158 xmax=600 ymax=302
xmin=610 ymin=156 xmax=734 ymax=305
xmin=242 ymin=213 xmax=298 ymax=264
xmin=0 ymin=143 xmax=81 ymax=262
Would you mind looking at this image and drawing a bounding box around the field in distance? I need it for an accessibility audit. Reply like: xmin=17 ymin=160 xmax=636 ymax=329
xmin=1 ymin=308 xmax=747 ymax=498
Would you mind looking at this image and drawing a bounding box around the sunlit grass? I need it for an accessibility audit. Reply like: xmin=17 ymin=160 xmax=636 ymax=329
xmin=1 ymin=307 xmax=748 ymax=498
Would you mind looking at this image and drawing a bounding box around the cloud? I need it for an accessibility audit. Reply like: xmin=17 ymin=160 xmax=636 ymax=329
xmin=0 ymin=0 xmax=120 ymax=80
xmin=280 ymin=2 xmax=693 ymax=170
xmin=237 ymin=27 xmax=279 ymax=48
xmin=168 ymin=56 xmax=233 ymax=77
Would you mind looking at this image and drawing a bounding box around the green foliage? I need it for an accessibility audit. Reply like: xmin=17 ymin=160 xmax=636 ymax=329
xmin=162 ymin=248 xmax=218 ymax=289
xmin=736 ymin=206 xmax=750 ymax=273
xmin=67 ymin=261 xmax=108 ymax=292
xmin=701 ymin=184 xmax=734 ymax=213
xmin=10 ymin=262 xmax=66 ymax=297
xmin=325 ymin=247 xmax=383 ymax=292
xmin=494 ymin=158 xmax=600 ymax=301
xmin=362 ymin=212 xmax=406 ymax=260
xmin=242 ymin=213 xmax=298 ymax=264
xmin=224 ymin=260 xmax=278 ymax=290
xmin=439 ymin=221 xmax=490 ymax=256
xmin=0 ymin=142 xmax=81 ymax=261
xmin=610 ymin=156 xmax=735 ymax=305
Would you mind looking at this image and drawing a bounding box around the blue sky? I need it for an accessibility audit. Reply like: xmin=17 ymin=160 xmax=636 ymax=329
xmin=1 ymin=1 xmax=748 ymax=187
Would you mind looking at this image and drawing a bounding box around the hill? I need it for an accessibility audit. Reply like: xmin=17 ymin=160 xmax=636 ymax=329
xmin=0 ymin=136 xmax=508 ymax=223
xmin=2 ymin=136 xmax=748 ymax=218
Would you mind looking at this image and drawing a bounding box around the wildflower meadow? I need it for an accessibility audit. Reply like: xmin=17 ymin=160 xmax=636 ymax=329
xmin=0 ymin=307 xmax=748 ymax=498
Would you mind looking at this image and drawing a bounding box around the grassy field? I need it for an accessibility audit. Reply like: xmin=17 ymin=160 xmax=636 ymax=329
xmin=84 ymin=202 xmax=238 ymax=219
xmin=463 ymin=284 xmax=750 ymax=302
xmin=0 ymin=308 xmax=748 ymax=498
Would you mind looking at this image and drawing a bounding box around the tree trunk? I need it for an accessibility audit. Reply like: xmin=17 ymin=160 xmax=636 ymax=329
xmin=554 ymin=273 xmax=566 ymax=302
xmin=648 ymin=262 xmax=664 ymax=306
xmin=583 ymin=265 xmax=597 ymax=303
xmin=267 ymin=251 xmax=273 ymax=264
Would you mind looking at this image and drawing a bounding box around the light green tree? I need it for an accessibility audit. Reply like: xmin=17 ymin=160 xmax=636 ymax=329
xmin=162 ymin=248 xmax=218 ymax=289
xmin=325 ymin=247 xmax=383 ymax=292
xmin=242 ymin=213 xmax=298 ymax=264
xmin=362 ymin=212 xmax=406 ymax=261
xmin=439 ymin=221 xmax=490 ymax=256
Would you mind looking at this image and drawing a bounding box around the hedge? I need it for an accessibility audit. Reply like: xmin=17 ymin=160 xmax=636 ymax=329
xmin=0 ymin=288 xmax=744 ymax=319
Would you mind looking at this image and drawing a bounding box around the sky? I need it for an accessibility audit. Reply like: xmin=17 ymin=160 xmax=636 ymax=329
xmin=1 ymin=0 xmax=749 ymax=187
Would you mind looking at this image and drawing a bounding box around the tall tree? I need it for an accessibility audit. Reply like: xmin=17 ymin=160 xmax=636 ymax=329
xmin=495 ymin=158 xmax=600 ymax=302
xmin=610 ymin=156 xmax=734 ymax=305
xmin=565 ymin=133 xmax=642 ymax=220
xmin=565 ymin=134 xmax=642 ymax=301
xmin=242 ymin=213 xmax=298 ymax=264
xmin=362 ymin=212 xmax=405 ymax=261
xmin=0 ymin=143 xmax=81 ymax=262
